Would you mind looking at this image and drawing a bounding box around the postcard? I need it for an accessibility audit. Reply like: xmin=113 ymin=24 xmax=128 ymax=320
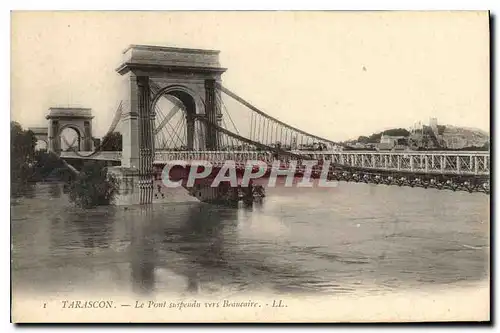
xmin=10 ymin=11 xmax=490 ymax=323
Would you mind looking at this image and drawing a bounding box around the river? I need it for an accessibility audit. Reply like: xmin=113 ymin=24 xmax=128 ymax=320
xmin=11 ymin=182 xmax=489 ymax=298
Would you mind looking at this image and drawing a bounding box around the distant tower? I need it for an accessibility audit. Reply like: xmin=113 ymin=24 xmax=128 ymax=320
xmin=429 ymin=117 xmax=438 ymax=130
xmin=429 ymin=117 xmax=438 ymax=136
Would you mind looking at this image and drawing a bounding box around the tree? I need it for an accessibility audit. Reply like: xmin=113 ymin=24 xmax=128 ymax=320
xmin=11 ymin=122 xmax=36 ymax=164
xmin=382 ymin=128 xmax=410 ymax=137
xmin=437 ymin=125 xmax=446 ymax=135
xmin=367 ymin=132 xmax=383 ymax=143
xmin=31 ymin=150 xmax=71 ymax=182
xmin=357 ymin=136 xmax=370 ymax=144
xmin=11 ymin=122 xmax=36 ymax=197
xmin=68 ymin=161 xmax=119 ymax=208
xmin=353 ymin=128 xmax=411 ymax=145
xmin=101 ymin=132 xmax=122 ymax=151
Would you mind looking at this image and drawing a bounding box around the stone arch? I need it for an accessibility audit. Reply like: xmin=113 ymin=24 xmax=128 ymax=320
xmin=28 ymin=127 xmax=49 ymax=151
xmin=35 ymin=139 xmax=49 ymax=151
xmin=58 ymin=124 xmax=84 ymax=151
xmin=46 ymin=107 xmax=94 ymax=152
xmin=58 ymin=123 xmax=85 ymax=137
xmin=151 ymin=84 xmax=201 ymax=116
xmin=151 ymin=85 xmax=204 ymax=150
xmin=37 ymin=138 xmax=49 ymax=146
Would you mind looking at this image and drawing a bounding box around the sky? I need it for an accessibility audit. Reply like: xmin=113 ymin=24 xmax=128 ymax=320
xmin=11 ymin=11 xmax=490 ymax=142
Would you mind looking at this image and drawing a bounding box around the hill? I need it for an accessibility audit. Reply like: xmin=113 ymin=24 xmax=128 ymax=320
xmin=440 ymin=125 xmax=489 ymax=149
xmin=355 ymin=128 xmax=410 ymax=144
xmin=349 ymin=125 xmax=489 ymax=150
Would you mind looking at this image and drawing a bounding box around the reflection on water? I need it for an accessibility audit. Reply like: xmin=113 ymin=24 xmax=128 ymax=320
xmin=48 ymin=183 xmax=62 ymax=199
xmin=130 ymin=208 xmax=155 ymax=295
xmin=11 ymin=182 xmax=490 ymax=296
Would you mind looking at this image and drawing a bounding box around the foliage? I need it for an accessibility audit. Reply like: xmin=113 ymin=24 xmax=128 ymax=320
xmin=31 ymin=151 xmax=75 ymax=182
xmin=68 ymin=161 xmax=119 ymax=208
xmin=356 ymin=136 xmax=371 ymax=144
xmin=356 ymin=133 xmax=380 ymax=144
xmin=356 ymin=128 xmax=410 ymax=144
xmin=437 ymin=125 xmax=446 ymax=135
xmin=11 ymin=122 xmax=119 ymax=205
xmin=382 ymin=128 xmax=410 ymax=137
xmin=11 ymin=122 xmax=37 ymax=197
xmin=101 ymin=132 xmax=122 ymax=151
xmin=11 ymin=122 xmax=36 ymax=162
xmin=343 ymin=146 xmax=377 ymax=151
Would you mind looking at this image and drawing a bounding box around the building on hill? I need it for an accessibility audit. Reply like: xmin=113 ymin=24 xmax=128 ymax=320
xmin=378 ymin=135 xmax=408 ymax=150
xmin=429 ymin=117 xmax=439 ymax=135
xmin=380 ymin=135 xmax=407 ymax=145
xmin=377 ymin=142 xmax=393 ymax=151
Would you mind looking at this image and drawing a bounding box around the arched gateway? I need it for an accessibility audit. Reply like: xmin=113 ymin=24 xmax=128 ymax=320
xmin=28 ymin=127 xmax=49 ymax=151
xmin=117 ymin=44 xmax=226 ymax=169
xmin=46 ymin=107 xmax=94 ymax=152
xmin=111 ymin=45 xmax=227 ymax=204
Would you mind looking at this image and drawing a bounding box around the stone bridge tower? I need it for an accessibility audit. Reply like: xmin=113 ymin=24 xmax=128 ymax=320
xmin=46 ymin=107 xmax=94 ymax=152
xmin=117 ymin=44 xmax=227 ymax=169
xmin=111 ymin=44 xmax=226 ymax=205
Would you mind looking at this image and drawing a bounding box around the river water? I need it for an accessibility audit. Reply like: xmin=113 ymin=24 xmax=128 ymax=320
xmin=11 ymin=182 xmax=489 ymax=298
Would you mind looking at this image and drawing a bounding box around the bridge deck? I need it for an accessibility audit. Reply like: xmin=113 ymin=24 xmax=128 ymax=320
xmin=60 ymin=151 xmax=123 ymax=161
xmin=60 ymin=150 xmax=490 ymax=177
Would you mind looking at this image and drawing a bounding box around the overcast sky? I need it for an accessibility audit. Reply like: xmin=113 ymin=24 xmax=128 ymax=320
xmin=11 ymin=11 xmax=489 ymax=141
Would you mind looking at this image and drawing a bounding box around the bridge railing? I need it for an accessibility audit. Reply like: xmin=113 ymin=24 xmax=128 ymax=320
xmin=59 ymin=151 xmax=123 ymax=161
xmin=298 ymin=151 xmax=490 ymax=176
xmin=60 ymin=149 xmax=490 ymax=176
xmin=154 ymin=151 xmax=277 ymax=166
xmin=154 ymin=150 xmax=490 ymax=176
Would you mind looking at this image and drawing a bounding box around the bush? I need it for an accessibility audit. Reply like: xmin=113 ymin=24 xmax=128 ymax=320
xmin=101 ymin=132 xmax=122 ymax=151
xmin=68 ymin=161 xmax=119 ymax=208
xmin=382 ymin=128 xmax=410 ymax=137
xmin=11 ymin=122 xmax=36 ymax=197
xmin=30 ymin=151 xmax=66 ymax=182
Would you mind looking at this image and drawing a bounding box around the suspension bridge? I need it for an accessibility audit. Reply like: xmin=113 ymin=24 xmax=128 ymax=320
xmin=36 ymin=45 xmax=490 ymax=204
